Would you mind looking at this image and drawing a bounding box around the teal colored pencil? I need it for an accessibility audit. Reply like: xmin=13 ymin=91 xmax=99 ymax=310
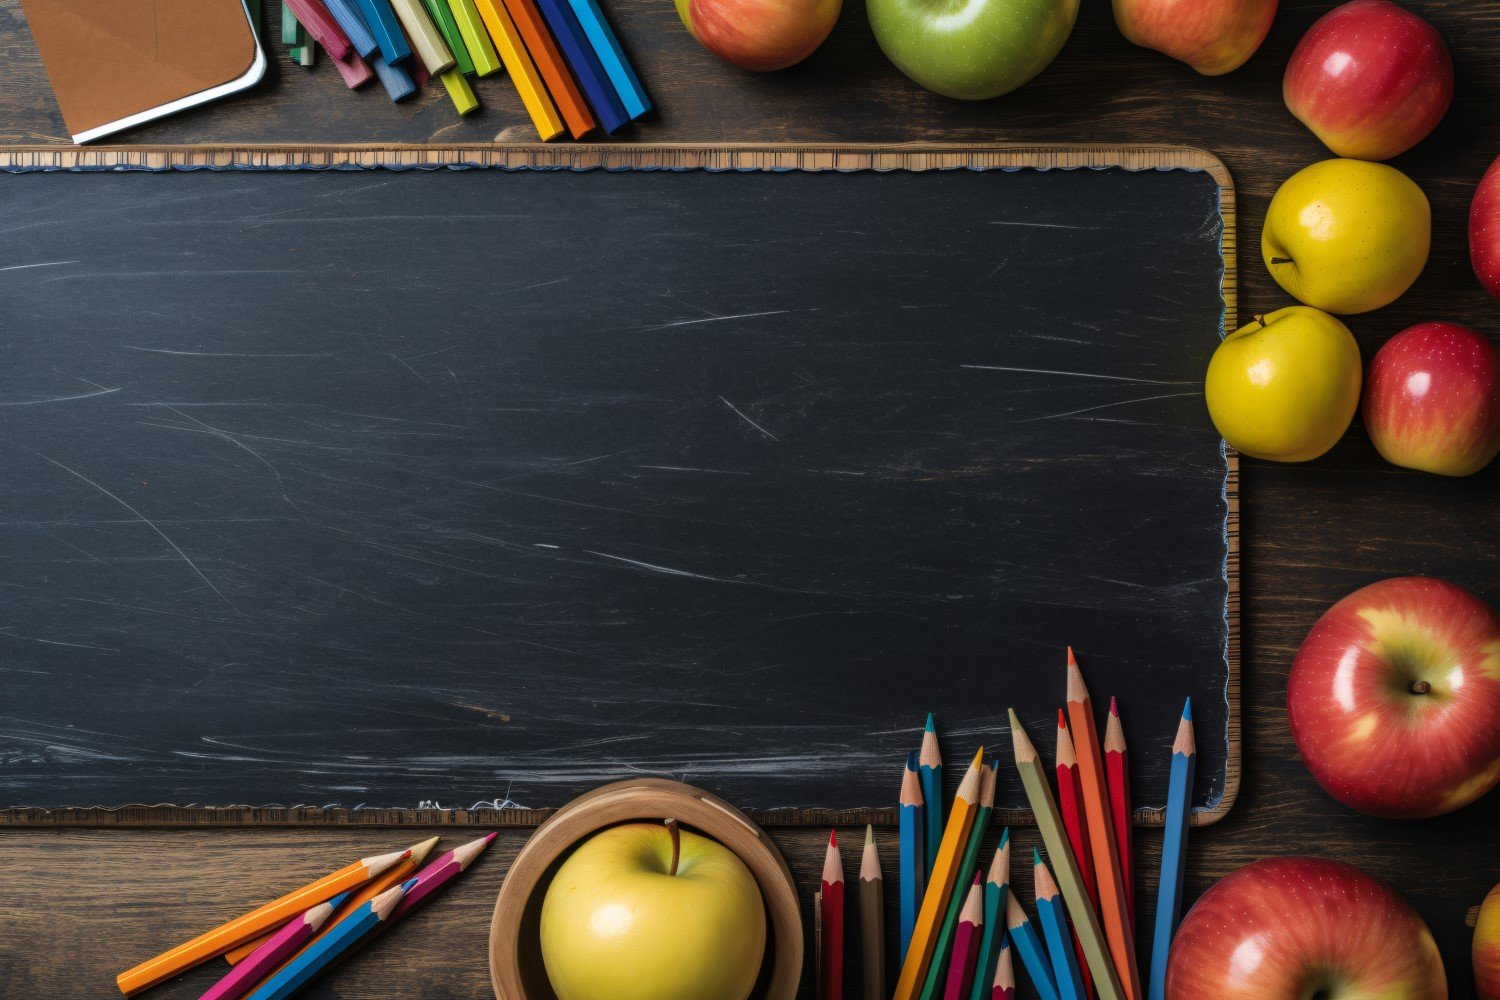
xmin=920 ymin=714 xmax=943 ymax=878
xmin=968 ymin=830 xmax=1010 ymax=1000
xmin=1149 ymin=699 xmax=1195 ymax=1000
xmin=918 ymin=761 xmax=996 ymax=1000
xmin=245 ymin=880 xmax=412 ymax=1000
xmin=1034 ymin=851 xmax=1086 ymax=1000
xmin=1003 ymin=891 xmax=1059 ymax=1000
xmin=900 ymin=749 xmax=926 ymax=962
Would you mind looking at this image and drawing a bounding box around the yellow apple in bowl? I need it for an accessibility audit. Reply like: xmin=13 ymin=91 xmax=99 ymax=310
xmin=1262 ymin=158 xmax=1430 ymax=314
xmin=1478 ymin=882 xmax=1500 ymax=1000
xmin=1205 ymin=306 xmax=1361 ymax=461
xmin=540 ymin=820 xmax=767 ymax=1000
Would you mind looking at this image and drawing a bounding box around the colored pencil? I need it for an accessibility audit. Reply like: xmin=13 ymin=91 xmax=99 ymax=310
xmin=918 ymin=762 xmax=997 ymax=1000
xmin=563 ymin=0 xmax=650 ymax=119
xmin=530 ymin=0 xmax=628 ymax=132
xmin=438 ymin=67 xmax=481 ymax=112
xmin=421 ymin=0 xmax=474 ymax=72
xmin=1008 ymin=709 xmax=1125 ymax=1000
xmin=860 ymin=826 xmax=885 ymax=1000
xmin=390 ymin=0 xmax=456 ymax=72
xmin=991 ymin=938 xmax=1016 ymax=1000
xmin=900 ymin=749 xmax=926 ymax=963
xmin=919 ymin=714 xmax=943 ymax=878
xmin=942 ymin=875 xmax=985 ymax=1000
xmin=1056 ymin=711 xmax=1097 ymax=999
xmin=1148 ymin=700 xmax=1195 ymax=1000
xmin=499 ymin=0 xmax=595 ymax=137
xmin=471 ymin=0 xmax=567 ymax=140
xmin=116 ymin=848 xmax=408 ymax=995
xmin=371 ymin=53 xmax=418 ymax=99
xmin=225 ymin=837 xmax=439 ymax=965
xmin=821 ymin=829 xmax=844 ymax=1000
xmin=893 ymin=748 xmax=983 ymax=1000
xmin=284 ymin=0 xmax=352 ymax=58
xmin=353 ymin=0 xmax=412 ymax=62
xmin=1065 ymin=651 xmax=1141 ymax=998
xmin=198 ymin=894 xmax=347 ymax=1000
xmin=1004 ymin=890 xmax=1059 ymax=1000
xmin=324 ymin=0 xmax=380 ymax=56
xmin=815 ymin=887 xmax=825 ymax=1000
xmin=387 ymin=832 xmax=495 ymax=925
xmin=968 ymin=830 xmax=1009 ymax=1000
xmin=450 ymin=0 xmax=504 ymax=75
xmin=245 ymin=881 xmax=412 ymax=1000
xmin=1104 ymin=697 xmax=1134 ymax=927
xmin=1034 ymin=851 xmax=1086 ymax=1000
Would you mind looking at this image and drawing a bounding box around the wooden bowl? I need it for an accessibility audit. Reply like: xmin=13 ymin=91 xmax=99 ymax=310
xmin=488 ymin=778 xmax=802 ymax=1000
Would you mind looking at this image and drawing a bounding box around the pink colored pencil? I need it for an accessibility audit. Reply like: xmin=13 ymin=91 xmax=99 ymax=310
xmin=990 ymin=937 xmax=1015 ymax=1000
xmin=195 ymin=894 xmax=346 ymax=1000
xmin=942 ymin=874 xmax=984 ymax=1000
xmin=388 ymin=832 xmax=497 ymax=922
xmin=284 ymin=0 xmax=354 ymax=58
xmin=1058 ymin=709 xmax=1098 ymax=997
xmin=1104 ymin=697 xmax=1134 ymax=925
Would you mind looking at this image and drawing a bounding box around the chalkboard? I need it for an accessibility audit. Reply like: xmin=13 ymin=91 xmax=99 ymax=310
xmin=0 ymin=145 xmax=1237 ymax=824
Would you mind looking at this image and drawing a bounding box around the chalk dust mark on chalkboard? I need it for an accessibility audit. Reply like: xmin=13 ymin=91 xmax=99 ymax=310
xmin=1 ymin=386 xmax=120 ymax=406
xmin=960 ymin=364 xmax=1195 ymax=386
xmin=0 ymin=259 xmax=78 ymax=273
xmin=642 ymin=309 xmax=797 ymax=332
xmin=1022 ymin=392 xmax=1200 ymax=423
xmin=125 ymin=346 xmax=332 ymax=358
xmin=718 ymin=397 xmax=779 ymax=441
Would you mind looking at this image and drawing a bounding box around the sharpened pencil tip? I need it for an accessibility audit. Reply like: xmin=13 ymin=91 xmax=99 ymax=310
xmin=829 ymin=828 xmax=837 ymax=847
xmin=906 ymin=748 xmax=919 ymax=770
xmin=1032 ymin=847 xmax=1042 ymax=865
xmin=1066 ymin=645 xmax=1077 ymax=667
xmin=865 ymin=824 xmax=874 ymax=846
xmin=970 ymin=746 xmax=984 ymax=767
xmin=924 ymin=712 xmax=935 ymax=732
xmin=1109 ymin=695 xmax=1119 ymax=716
xmin=1057 ymin=708 xmax=1067 ymax=728
xmin=1183 ymin=697 xmax=1193 ymax=721
xmin=999 ymin=826 xmax=1010 ymax=847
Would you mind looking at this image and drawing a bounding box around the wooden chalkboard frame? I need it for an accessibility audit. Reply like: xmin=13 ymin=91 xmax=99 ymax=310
xmin=0 ymin=143 xmax=1238 ymax=829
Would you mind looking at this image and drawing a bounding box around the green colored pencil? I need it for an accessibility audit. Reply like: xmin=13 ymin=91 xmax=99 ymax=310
xmin=1008 ymin=708 xmax=1126 ymax=1000
xmin=917 ymin=761 xmax=997 ymax=1000
xmin=969 ymin=829 xmax=1010 ymax=1000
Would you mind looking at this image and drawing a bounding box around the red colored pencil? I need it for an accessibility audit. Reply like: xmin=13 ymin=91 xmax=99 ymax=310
xmin=1104 ymin=697 xmax=1134 ymax=926
xmin=1057 ymin=710 xmax=1098 ymax=998
xmin=821 ymin=829 xmax=844 ymax=1000
xmin=942 ymin=873 xmax=984 ymax=1000
xmin=990 ymin=938 xmax=1015 ymax=1000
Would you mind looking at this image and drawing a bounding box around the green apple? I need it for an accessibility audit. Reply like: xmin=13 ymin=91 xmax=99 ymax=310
xmin=540 ymin=821 xmax=766 ymax=1000
xmin=1205 ymin=306 xmax=1362 ymax=462
xmin=867 ymin=0 xmax=1079 ymax=100
xmin=1262 ymin=158 xmax=1431 ymax=315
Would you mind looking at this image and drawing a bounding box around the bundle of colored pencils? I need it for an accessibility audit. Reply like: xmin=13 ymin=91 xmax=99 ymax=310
xmin=115 ymin=832 xmax=495 ymax=1000
xmin=272 ymin=0 xmax=649 ymax=134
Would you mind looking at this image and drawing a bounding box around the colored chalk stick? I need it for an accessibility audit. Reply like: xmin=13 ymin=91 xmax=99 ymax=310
xmin=531 ymin=0 xmax=627 ymax=132
xmin=371 ymin=52 xmax=418 ymax=99
xmin=390 ymin=0 xmax=455 ymax=73
xmin=438 ymin=66 xmax=480 ymax=113
xmin=324 ymin=0 xmax=379 ymax=56
xmin=471 ymin=0 xmax=566 ymax=140
xmin=448 ymin=0 xmax=503 ymax=76
xmin=354 ymin=0 xmax=413 ymax=63
xmin=297 ymin=43 xmax=317 ymax=64
xmin=328 ymin=44 xmax=375 ymax=86
xmin=499 ymin=0 xmax=595 ymax=137
xmin=281 ymin=2 xmax=302 ymax=45
xmin=563 ymin=0 xmax=649 ymax=119
xmin=285 ymin=0 xmax=354 ymax=59
xmin=422 ymin=0 xmax=474 ymax=73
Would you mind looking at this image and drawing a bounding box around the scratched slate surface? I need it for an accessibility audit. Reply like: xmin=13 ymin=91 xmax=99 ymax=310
xmin=0 ymin=165 xmax=1228 ymax=812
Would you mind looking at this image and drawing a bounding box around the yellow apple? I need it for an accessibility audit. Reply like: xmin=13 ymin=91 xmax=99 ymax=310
xmin=1478 ymin=882 xmax=1500 ymax=1000
xmin=1262 ymin=158 xmax=1431 ymax=314
xmin=540 ymin=821 xmax=766 ymax=1000
xmin=1205 ymin=306 xmax=1361 ymax=462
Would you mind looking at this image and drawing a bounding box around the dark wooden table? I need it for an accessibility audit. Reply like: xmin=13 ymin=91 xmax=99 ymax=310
xmin=1 ymin=0 xmax=1496 ymax=997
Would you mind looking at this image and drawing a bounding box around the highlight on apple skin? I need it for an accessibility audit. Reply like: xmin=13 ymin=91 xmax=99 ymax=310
xmin=1288 ymin=576 xmax=1500 ymax=820
xmin=1363 ymin=322 xmax=1500 ymax=477
xmin=1164 ymin=857 xmax=1447 ymax=1000
xmin=1284 ymin=0 xmax=1453 ymax=161
xmin=1475 ymin=155 xmax=1500 ymax=301
xmin=674 ymin=0 xmax=842 ymax=71
xmin=1112 ymin=0 xmax=1278 ymax=76
xmin=1478 ymin=883 xmax=1500 ymax=1000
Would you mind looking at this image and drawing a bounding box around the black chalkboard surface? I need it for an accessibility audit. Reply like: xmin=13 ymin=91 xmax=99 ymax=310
xmin=0 ymin=146 xmax=1236 ymax=821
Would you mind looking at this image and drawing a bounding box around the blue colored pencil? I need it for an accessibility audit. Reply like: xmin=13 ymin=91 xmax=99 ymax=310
xmin=1149 ymin=699 xmax=1196 ymax=1000
xmin=324 ymin=0 xmax=380 ymax=56
xmin=370 ymin=53 xmax=417 ymax=100
xmin=919 ymin=713 xmax=943 ymax=879
xmin=354 ymin=0 xmax=414 ymax=62
xmin=1033 ymin=851 xmax=1086 ymax=1000
xmin=899 ymin=749 xmax=926 ymax=963
xmin=529 ymin=0 xmax=628 ymax=133
xmin=968 ymin=830 xmax=1009 ymax=1000
xmin=1003 ymin=891 xmax=1059 ymax=1000
xmin=561 ymin=0 xmax=649 ymax=120
xmin=245 ymin=879 xmax=413 ymax=1000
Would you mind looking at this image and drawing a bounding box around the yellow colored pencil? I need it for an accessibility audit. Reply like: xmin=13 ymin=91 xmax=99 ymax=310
xmin=893 ymin=747 xmax=984 ymax=1000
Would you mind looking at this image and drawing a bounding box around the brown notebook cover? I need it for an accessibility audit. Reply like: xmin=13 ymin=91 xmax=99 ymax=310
xmin=20 ymin=0 xmax=264 ymax=143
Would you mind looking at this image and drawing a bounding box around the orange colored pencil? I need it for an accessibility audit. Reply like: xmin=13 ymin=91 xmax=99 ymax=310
xmin=497 ymin=0 xmax=595 ymax=137
xmin=115 ymin=847 xmax=409 ymax=995
xmin=1065 ymin=649 xmax=1141 ymax=1000
xmin=223 ymin=836 xmax=440 ymax=965
xmin=1104 ymin=698 xmax=1134 ymax=926
xmin=1056 ymin=710 xmax=1097 ymax=999
xmin=894 ymin=748 xmax=985 ymax=1000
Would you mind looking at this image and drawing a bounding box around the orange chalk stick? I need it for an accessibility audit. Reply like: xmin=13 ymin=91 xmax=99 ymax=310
xmin=499 ymin=0 xmax=594 ymax=138
xmin=472 ymin=0 xmax=565 ymax=140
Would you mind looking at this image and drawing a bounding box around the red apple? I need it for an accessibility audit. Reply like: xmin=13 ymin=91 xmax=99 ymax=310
xmin=1112 ymin=0 xmax=1277 ymax=76
xmin=1363 ymin=322 xmax=1500 ymax=477
xmin=674 ymin=0 xmax=841 ymax=71
xmin=1288 ymin=576 xmax=1500 ymax=819
xmin=1478 ymin=883 xmax=1500 ymax=1000
xmin=1475 ymin=156 xmax=1500 ymax=300
xmin=1165 ymin=857 xmax=1446 ymax=1000
xmin=1284 ymin=0 xmax=1453 ymax=161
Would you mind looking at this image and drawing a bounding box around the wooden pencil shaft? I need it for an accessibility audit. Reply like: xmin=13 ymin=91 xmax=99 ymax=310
xmin=918 ymin=803 xmax=992 ymax=1000
xmin=1038 ymin=896 xmax=1087 ymax=1000
xmin=1149 ymin=744 xmax=1195 ymax=1000
xmin=920 ymin=721 xmax=943 ymax=878
xmin=968 ymin=881 xmax=1005 ymax=1000
xmin=899 ymin=799 xmax=925 ymax=962
xmin=1104 ymin=707 xmax=1134 ymax=925
xmin=389 ymin=0 xmax=455 ymax=73
xmin=861 ymin=871 xmax=885 ymax=1000
xmin=1004 ymin=900 xmax=1059 ymax=1000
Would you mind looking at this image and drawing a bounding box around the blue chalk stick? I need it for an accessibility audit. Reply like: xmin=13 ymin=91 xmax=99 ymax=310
xmin=354 ymin=0 xmax=414 ymax=63
xmin=371 ymin=53 xmax=417 ymax=100
xmin=562 ymin=0 xmax=649 ymax=120
xmin=324 ymin=0 xmax=380 ymax=57
xmin=531 ymin=0 xmax=628 ymax=133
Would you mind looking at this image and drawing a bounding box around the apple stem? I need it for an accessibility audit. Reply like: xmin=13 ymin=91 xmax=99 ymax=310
xmin=665 ymin=818 xmax=680 ymax=876
xmin=1410 ymin=680 xmax=1432 ymax=695
xmin=1268 ymin=257 xmax=1294 ymax=265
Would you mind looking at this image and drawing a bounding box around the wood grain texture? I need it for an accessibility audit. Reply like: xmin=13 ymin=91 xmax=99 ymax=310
xmin=0 ymin=0 xmax=1497 ymax=997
